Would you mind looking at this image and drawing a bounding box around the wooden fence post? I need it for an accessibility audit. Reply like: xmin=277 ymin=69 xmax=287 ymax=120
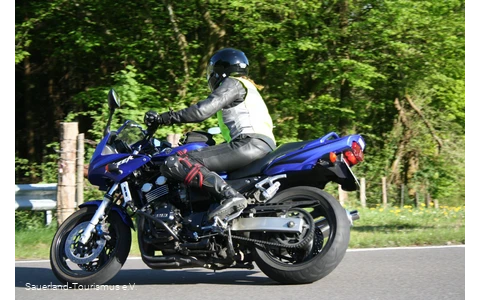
xmin=338 ymin=185 xmax=348 ymax=206
xmin=382 ymin=177 xmax=387 ymax=208
xmin=76 ymin=133 xmax=84 ymax=206
xmin=57 ymin=122 xmax=78 ymax=226
xmin=360 ymin=178 xmax=366 ymax=208
xmin=425 ymin=193 xmax=431 ymax=208
xmin=400 ymin=184 xmax=405 ymax=207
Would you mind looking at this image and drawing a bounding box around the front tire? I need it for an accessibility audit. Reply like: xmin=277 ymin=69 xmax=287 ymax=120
xmin=50 ymin=206 xmax=131 ymax=286
xmin=252 ymin=186 xmax=351 ymax=284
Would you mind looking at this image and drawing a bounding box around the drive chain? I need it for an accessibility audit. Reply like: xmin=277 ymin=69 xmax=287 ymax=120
xmin=231 ymin=234 xmax=311 ymax=249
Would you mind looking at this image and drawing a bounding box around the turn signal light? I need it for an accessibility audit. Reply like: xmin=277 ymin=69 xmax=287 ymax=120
xmin=105 ymin=163 xmax=121 ymax=173
xmin=329 ymin=152 xmax=337 ymax=163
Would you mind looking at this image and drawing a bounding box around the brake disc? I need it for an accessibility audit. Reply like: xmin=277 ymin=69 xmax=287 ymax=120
xmin=64 ymin=221 xmax=106 ymax=264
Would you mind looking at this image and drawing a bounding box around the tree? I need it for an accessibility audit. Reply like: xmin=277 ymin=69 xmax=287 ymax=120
xmin=15 ymin=0 xmax=465 ymax=206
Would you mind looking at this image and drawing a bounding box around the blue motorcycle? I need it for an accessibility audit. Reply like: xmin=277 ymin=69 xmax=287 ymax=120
xmin=50 ymin=89 xmax=365 ymax=286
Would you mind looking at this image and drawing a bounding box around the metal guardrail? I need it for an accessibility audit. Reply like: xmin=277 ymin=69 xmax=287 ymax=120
xmin=15 ymin=183 xmax=57 ymax=225
xmin=15 ymin=183 xmax=57 ymax=210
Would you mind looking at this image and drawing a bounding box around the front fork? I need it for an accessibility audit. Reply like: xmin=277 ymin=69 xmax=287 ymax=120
xmin=79 ymin=183 xmax=120 ymax=244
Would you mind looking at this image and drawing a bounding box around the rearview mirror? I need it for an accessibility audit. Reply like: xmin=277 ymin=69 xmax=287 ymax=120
xmin=108 ymin=89 xmax=121 ymax=111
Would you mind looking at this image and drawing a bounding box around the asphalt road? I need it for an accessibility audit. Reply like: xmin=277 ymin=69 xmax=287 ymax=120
xmin=15 ymin=245 xmax=465 ymax=300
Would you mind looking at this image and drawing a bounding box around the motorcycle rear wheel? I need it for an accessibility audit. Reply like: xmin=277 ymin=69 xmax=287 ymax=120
xmin=252 ymin=186 xmax=351 ymax=284
xmin=50 ymin=206 xmax=131 ymax=286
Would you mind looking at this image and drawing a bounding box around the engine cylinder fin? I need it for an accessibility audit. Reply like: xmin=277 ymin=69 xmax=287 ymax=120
xmin=145 ymin=185 xmax=169 ymax=202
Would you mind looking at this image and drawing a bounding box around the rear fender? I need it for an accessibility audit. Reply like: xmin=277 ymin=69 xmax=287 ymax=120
xmin=321 ymin=162 xmax=358 ymax=191
xmin=79 ymin=200 xmax=135 ymax=230
xmin=263 ymin=133 xmax=365 ymax=175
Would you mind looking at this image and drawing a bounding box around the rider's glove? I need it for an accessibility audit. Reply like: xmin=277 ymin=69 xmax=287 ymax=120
xmin=144 ymin=110 xmax=160 ymax=127
xmin=157 ymin=111 xmax=172 ymax=125
xmin=144 ymin=110 xmax=172 ymax=127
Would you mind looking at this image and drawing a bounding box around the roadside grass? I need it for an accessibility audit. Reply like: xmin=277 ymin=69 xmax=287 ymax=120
xmin=348 ymin=204 xmax=465 ymax=248
xmin=14 ymin=227 xmax=141 ymax=260
xmin=15 ymin=227 xmax=57 ymax=260
xmin=15 ymin=204 xmax=465 ymax=260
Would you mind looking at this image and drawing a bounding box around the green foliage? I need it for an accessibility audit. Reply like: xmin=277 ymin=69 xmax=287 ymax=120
xmin=15 ymin=142 xmax=59 ymax=184
xmin=83 ymin=181 xmax=104 ymax=202
xmin=15 ymin=205 xmax=464 ymax=259
xmin=349 ymin=205 xmax=465 ymax=248
xmin=15 ymin=225 xmax=58 ymax=260
xmin=15 ymin=211 xmax=51 ymax=230
xmin=15 ymin=0 xmax=465 ymax=205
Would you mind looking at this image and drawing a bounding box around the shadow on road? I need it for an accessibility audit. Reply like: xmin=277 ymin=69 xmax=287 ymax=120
xmin=15 ymin=266 xmax=277 ymax=287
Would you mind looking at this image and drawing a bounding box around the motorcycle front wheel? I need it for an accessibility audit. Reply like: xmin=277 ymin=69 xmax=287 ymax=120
xmin=50 ymin=206 xmax=131 ymax=286
xmin=252 ymin=186 xmax=351 ymax=284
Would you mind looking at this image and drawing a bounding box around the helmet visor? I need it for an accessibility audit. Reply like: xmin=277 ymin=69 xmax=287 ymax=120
xmin=206 ymin=63 xmax=216 ymax=91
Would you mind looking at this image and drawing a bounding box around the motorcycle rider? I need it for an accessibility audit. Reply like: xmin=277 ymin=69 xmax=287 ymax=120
xmin=144 ymin=47 xmax=276 ymax=221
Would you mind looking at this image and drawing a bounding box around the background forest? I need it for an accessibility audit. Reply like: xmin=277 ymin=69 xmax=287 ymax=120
xmin=15 ymin=0 xmax=465 ymax=207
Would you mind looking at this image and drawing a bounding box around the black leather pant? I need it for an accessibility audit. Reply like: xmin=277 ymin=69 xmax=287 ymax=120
xmin=187 ymin=135 xmax=273 ymax=172
xmin=160 ymin=136 xmax=272 ymax=199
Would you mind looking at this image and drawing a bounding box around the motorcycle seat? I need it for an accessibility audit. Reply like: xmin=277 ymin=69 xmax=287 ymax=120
xmin=228 ymin=140 xmax=313 ymax=180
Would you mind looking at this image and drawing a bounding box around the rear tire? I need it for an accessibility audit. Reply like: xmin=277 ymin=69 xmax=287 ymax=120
xmin=50 ymin=206 xmax=131 ymax=286
xmin=252 ymin=186 xmax=351 ymax=284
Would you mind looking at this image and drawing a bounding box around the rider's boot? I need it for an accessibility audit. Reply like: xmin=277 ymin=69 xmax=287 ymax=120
xmin=201 ymin=171 xmax=248 ymax=221
xmin=160 ymin=153 xmax=247 ymax=221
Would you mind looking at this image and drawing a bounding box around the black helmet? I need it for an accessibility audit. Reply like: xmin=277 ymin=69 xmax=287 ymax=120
xmin=206 ymin=48 xmax=249 ymax=91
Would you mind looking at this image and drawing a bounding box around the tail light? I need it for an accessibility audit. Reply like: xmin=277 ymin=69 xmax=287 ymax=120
xmin=344 ymin=141 xmax=364 ymax=166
